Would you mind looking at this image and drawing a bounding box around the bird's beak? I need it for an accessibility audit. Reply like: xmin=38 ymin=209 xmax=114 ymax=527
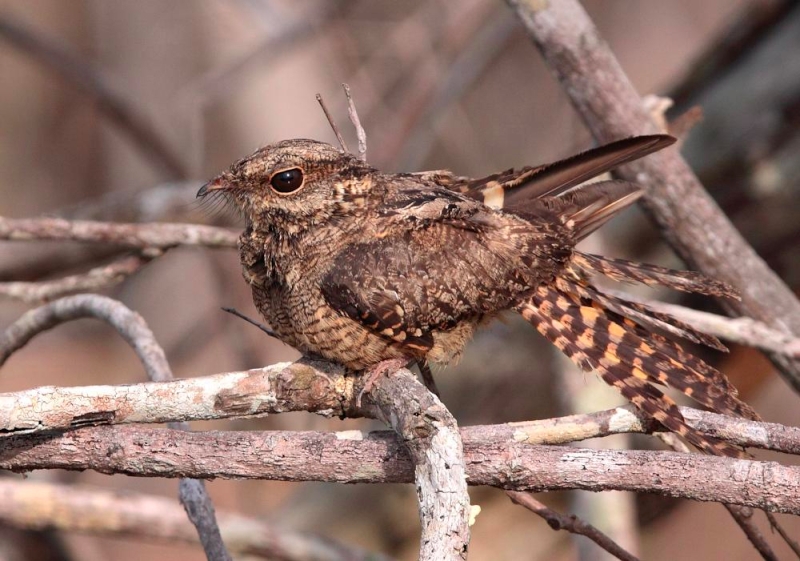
xmin=197 ymin=177 xmax=227 ymax=198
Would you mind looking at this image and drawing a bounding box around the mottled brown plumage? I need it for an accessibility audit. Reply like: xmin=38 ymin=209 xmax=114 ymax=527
xmin=199 ymin=134 xmax=757 ymax=456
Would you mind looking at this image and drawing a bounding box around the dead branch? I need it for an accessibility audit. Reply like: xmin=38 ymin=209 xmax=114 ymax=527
xmin=3 ymin=357 xmax=800 ymax=455
xmin=2 ymin=424 xmax=799 ymax=515
xmin=364 ymin=368 xmax=470 ymax=560
xmin=505 ymin=0 xmax=800 ymax=392
xmin=0 ymin=295 xmax=468 ymax=560
xmin=316 ymin=93 xmax=349 ymax=153
xmin=506 ymin=492 xmax=638 ymax=561
xmin=0 ymin=253 xmax=156 ymax=304
xmin=0 ymin=16 xmax=187 ymax=179
xmin=342 ymin=83 xmax=367 ymax=161
xmin=0 ymin=294 xmax=171 ymax=380
xmin=0 ymin=216 xmax=238 ymax=248
xmin=0 ymin=479 xmax=390 ymax=561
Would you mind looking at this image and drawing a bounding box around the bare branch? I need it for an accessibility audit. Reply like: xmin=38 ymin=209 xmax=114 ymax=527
xmin=3 ymin=424 xmax=800 ymax=515
xmin=0 ymin=479 xmax=390 ymax=561
xmin=506 ymin=492 xmax=639 ymax=561
xmin=364 ymin=368 xmax=470 ymax=560
xmin=0 ymin=294 xmax=170 ymax=380
xmin=658 ymin=429 xmax=780 ymax=561
xmin=0 ymin=16 xmax=187 ymax=179
xmin=3 ymin=357 xmax=800 ymax=456
xmin=505 ymin=0 xmax=800 ymax=391
xmin=0 ymin=253 xmax=156 ymax=303
xmin=342 ymin=83 xmax=367 ymax=161
xmin=0 ymin=216 xmax=238 ymax=249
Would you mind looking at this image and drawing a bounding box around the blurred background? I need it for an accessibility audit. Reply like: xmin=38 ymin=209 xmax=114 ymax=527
xmin=1 ymin=1 xmax=800 ymax=559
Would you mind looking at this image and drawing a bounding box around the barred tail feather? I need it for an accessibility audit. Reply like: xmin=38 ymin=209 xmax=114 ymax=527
xmin=557 ymin=272 xmax=728 ymax=351
xmin=573 ymin=252 xmax=740 ymax=300
xmin=518 ymin=285 xmax=751 ymax=457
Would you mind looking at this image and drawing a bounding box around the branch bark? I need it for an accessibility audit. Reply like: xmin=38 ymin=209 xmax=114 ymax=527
xmin=0 ymin=216 xmax=237 ymax=249
xmin=364 ymin=368 xmax=470 ymax=560
xmin=2 ymin=424 xmax=799 ymax=515
xmin=505 ymin=0 xmax=800 ymax=391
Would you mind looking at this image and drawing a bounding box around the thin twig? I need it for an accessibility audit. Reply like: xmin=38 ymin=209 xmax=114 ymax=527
xmin=506 ymin=491 xmax=639 ymax=561
xmin=0 ymin=16 xmax=187 ymax=179
xmin=0 ymin=294 xmax=231 ymax=561
xmin=342 ymin=83 xmax=367 ymax=161
xmin=221 ymin=307 xmax=278 ymax=339
xmin=316 ymin=93 xmax=349 ymax=153
xmin=0 ymin=253 xmax=157 ymax=304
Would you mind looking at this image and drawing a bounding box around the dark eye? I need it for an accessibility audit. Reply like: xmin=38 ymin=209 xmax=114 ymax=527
xmin=269 ymin=168 xmax=304 ymax=194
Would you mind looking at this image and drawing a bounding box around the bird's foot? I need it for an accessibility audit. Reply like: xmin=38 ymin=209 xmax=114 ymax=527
xmin=356 ymin=358 xmax=409 ymax=408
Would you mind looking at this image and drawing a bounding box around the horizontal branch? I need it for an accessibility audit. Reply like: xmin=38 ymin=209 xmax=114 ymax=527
xmin=2 ymin=424 xmax=798 ymax=515
xmin=2 ymin=360 xmax=799 ymax=454
xmin=0 ymin=216 xmax=237 ymax=249
xmin=0 ymin=478 xmax=388 ymax=561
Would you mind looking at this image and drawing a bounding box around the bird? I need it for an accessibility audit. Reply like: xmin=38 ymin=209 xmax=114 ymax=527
xmin=198 ymin=134 xmax=758 ymax=457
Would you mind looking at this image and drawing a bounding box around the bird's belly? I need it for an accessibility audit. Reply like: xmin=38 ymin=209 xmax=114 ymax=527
xmin=253 ymin=282 xmax=406 ymax=369
xmin=253 ymin=282 xmax=480 ymax=370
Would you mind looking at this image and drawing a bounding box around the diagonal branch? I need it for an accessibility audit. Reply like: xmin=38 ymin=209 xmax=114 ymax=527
xmin=506 ymin=492 xmax=639 ymax=561
xmin=505 ymin=0 xmax=800 ymax=392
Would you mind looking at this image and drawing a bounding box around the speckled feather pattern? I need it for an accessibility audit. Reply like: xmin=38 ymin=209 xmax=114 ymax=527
xmin=202 ymin=135 xmax=754 ymax=457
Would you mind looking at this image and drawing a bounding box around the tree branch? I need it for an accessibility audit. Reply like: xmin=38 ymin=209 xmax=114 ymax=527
xmin=2 ymin=424 xmax=799 ymax=515
xmin=0 ymin=253 xmax=157 ymax=303
xmin=506 ymin=491 xmax=639 ymax=561
xmin=0 ymin=294 xmax=232 ymax=561
xmin=0 ymin=216 xmax=237 ymax=249
xmin=505 ymin=0 xmax=800 ymax=391
xmin=364 ymin=368 xmax=470 ymax=560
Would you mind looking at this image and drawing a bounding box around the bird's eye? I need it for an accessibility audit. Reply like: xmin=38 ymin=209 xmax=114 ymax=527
xmin=269 ymin=168 xmax=304 ymax=194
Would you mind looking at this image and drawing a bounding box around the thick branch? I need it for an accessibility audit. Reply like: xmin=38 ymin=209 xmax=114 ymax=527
xmin=364 ymin=367 xmax=470 ymax=560
xmin=0 ymin=216 xmax=237 ymax=249
xmin=0 ymin=479 xmax=389 ymax=561
xmin=3 ymin=359 xmax=799 ymax=455
xmin=506 ymin=0 xmax=800 ymax=391
xmin=2 ymin=424 xmax=799 ymax=515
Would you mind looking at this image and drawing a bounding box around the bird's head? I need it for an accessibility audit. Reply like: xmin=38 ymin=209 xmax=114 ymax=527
xmin=198 ymin=139 xmax=373 ymax=235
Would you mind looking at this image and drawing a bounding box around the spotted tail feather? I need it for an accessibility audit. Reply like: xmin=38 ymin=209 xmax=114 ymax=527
xmin=517 ymin=284 xmax=751 ymax=457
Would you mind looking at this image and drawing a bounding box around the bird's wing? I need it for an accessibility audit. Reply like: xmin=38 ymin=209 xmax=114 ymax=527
xmin=321 ymin=189 xmax=570 ymax=351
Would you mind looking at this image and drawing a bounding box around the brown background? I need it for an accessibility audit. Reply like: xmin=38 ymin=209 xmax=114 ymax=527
xmin=2 ymin=1 xmax=799 ymax=559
